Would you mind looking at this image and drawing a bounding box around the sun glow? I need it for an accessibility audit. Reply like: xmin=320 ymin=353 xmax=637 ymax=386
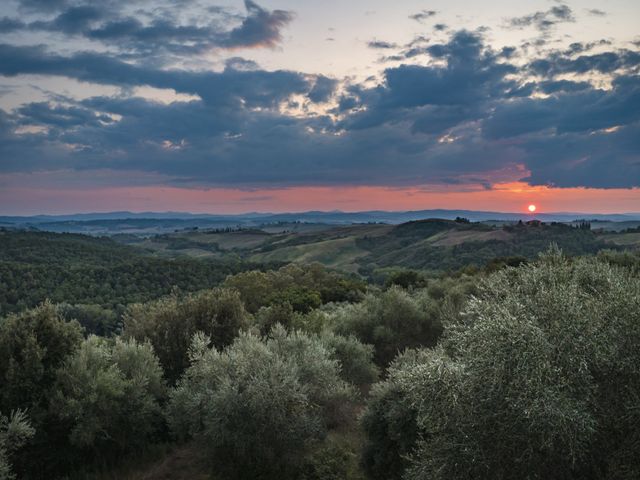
xmin=528 ymin=204 xmax=537 ymax=213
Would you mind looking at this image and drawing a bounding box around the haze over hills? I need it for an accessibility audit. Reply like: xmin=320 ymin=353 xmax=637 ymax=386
xmin=2 ymin=209 xmax=640 ymax=236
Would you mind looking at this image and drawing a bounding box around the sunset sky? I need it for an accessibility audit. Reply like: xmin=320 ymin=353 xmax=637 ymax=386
xmin=0 ymin=0 xmax=639 ymax=214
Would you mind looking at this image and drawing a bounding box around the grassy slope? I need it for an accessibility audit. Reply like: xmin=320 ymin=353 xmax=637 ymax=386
xmin=134 ymin=219 xmax=615 ymax=275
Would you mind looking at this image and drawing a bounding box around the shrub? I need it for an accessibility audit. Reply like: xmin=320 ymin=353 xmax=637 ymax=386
xmin=333 ymin=287 xmax=442 ymax=367
xmin=0 ymin=410 xmax=35 ymax=480
xmin=360 ymin=349 xmax=430 ymax=480
xmin=319 ymin=331 xmax=379 ymax=388
xmin=51 ymin=336 xmax=165 ymax=460
xmin=124 ymin=288 xmax=249 ymax=383
xmin=224 ymin=263 xmax=365 ymax=314
xmin=167 ymin=326 xmax=355 ymax=480
xmin=362 ymin=251 xmax=640 ymax=480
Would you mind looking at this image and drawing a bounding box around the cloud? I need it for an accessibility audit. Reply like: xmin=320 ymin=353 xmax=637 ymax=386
xmin=0 ymin=44 xmax=315 ymax=108
xmin=224 ymin=0 xmax=294 ymax=49
xmin=1 ymin=22 xmax=639 ymax=190
xmin=529 ymin=49 xmax=640 ymax=76
xmin=508 ymin=4 xmax=575 ymax=33
xmin=367 ymin=40 xmax=398 ymax=49
xmin=586 ymin=8 xmax=607 ymax=17
xmin=0 ymin=17 xmax=26 ymax=32
xmin=2 ymin=0 xmax=294 ymax=58
xmin=409 ymin=10 xmax=437 ymax=23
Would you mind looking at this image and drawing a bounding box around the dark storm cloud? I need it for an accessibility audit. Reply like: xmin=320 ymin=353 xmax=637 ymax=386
xmin=1 ymin=20 xmax=639 ymax=189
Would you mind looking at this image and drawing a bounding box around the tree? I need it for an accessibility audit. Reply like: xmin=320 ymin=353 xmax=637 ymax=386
xmin=318 ymin=330 xmax=379 ymax=388
xmin=223 ymin=263 xmax=366 ymax=314
xmin=333 ymin=287 xmax=442 ymax=367
xmin=360 ymin=349 xmax=430 ymax=480
xmin=0 ymin=302 xmax=83 ymax=415
xmin=123 ymin=288 xmax=250 ymax=384
xmin=51 ymin=336 xmax=165 ymax=461
xmin=362 ymin=251 xmax=640 ymax=480
xmin=167 ymin=326 xmax=355 ymax=480
xmin=0 ymin=410 xmax=35 ymax=480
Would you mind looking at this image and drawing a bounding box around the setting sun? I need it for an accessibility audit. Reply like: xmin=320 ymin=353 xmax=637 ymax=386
xmin=528 ymin=204 xmax=537 ymax=213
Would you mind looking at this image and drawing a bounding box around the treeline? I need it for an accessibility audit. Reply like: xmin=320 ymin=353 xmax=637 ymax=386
xmin=0 ymin=231 xmax=279 ymax=316
xmin=1 ymin=249 xmax=640 ymax=479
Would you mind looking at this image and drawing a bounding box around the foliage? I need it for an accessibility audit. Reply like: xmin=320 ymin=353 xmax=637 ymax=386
xmin=223 ymin=263 xmax=366 ymax=313
xmin=0 ymin=302 xmax=83 ymax=418
xmin=362 ymin=251 xmax=640 ymax=480
xmin=597 ymin=249 xmax=640 ymax=275
xmin=360 ymin=349 xmax=432 ymax=480
xmin=318 ymin=331 xmax=379 ymax=388
xmin=332 ymin=287 xmax=443 ymax=367
xmin=51 ymin=336 xmax=165 ymax=460
xmin=357 ymin=220 xmax=610 ymax=274
xmin=301 ymin=434 xmax=365 ymax=480
xmin=0 ymin=302 xmax=83 ymax=477
xmin=0 ymin=231 xmax=266 ymax=316
xmin=124 ymin=288 xmax=250 ymax=384
xmin=0 ymin=410 xmax=35 ymax=480
xmin=57 ymin=303 xmax=123 ymax=337
xmin=166 ymin=326 xmax=356 ymax=480
xmin=384 ymin=269 xmax=427 ymax=289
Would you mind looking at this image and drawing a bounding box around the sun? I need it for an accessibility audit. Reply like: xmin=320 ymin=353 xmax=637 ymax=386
xmin=528 ymin=204 xmax=537 ymax=213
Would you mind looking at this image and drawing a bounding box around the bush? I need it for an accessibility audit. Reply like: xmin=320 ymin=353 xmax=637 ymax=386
xmin=224 ymin=263 xmax=365 ymax=314
xmin=360 ymin=349 xmax=430 ymax=480
xmin=51 ymin=336 xmax=166 ymax=460
xmin=333 ymin=287 xmax=442 ymax=367
xmin=57 ymin=303 xmax=122 ymax=336
xmin=384 ymin=270 xmax=427 ymax=289
xmin=0 ymin=302 xmax=83 ymax=415
xmin=0 ymin=302 xmax=83 ymax=477
xmin=124 ymin=288 xmax=250 ymax=383
xmin=362 ymin=251 xmax=640 ymax=480
xmin=167 ymin=326 xmax=355 ymax=480
xmin=319 ymin=331 xmax=379 ymax=388
xmin=0 ymin=410 xmax=35 ymax=480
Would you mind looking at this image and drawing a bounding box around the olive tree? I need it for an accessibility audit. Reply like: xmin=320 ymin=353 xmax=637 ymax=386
xmin=51 ymin=336 xmax=166 ymax=460
xmin=362 ymin=251 xmax=640 ymax=480
xmin=167 ymin=325 xmax=356 ymax=480
xmin=124 ymin=288 xmax=250 ymax=383
xmin=333 ymin=286 xmax=442 ymax=367
xmin=0 ymin=410 xmax=34 ymax=480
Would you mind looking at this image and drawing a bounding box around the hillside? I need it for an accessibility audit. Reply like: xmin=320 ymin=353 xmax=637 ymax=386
xmin=0 ymin=230 xmax=274 ymax=315
xmin=124 ymin=219 xmax=622 ymax=276
xmin=2 ymin=219 xmax=632 ymax=317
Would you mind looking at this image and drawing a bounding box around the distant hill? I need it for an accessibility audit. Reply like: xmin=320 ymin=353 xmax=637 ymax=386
xmin=2 ymin=209 xmax=640 ymax=235
xmin=122 ymin=218 xmax=633 ymax=276
xmin=0 ymin=230 xmax=274 ymax=315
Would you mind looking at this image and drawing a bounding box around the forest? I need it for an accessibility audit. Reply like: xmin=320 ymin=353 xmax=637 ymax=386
xmin=1 ymin=228 xmax=640 ymax=479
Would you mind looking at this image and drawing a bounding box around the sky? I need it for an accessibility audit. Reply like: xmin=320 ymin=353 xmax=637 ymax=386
xmin=0 ymin=0 xmax=639 ymax=215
